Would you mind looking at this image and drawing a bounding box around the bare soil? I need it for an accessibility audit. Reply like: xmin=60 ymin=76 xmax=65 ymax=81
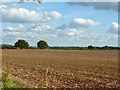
xmin=2 ymin=49 xmax=118 ymax=88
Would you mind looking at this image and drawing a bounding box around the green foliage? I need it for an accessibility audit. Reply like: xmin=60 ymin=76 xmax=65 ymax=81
xmin=88 ymin=45 xmax=94 ymax=49
xmin=29 ymin=47 xmax=34 ymax=49
xmin=2 ymin=45 xmax=16 ymax=49
xmin=1 ymin=68 xmax=30 ymax=88
xmin=49 ymin=46 xmax=120 ymax=50
xmin=37 ymin=40 xmax=49 ymax=49
xmin=87 ymin=45 xmax=120 ymax=50
xmin=15 ymin=40 xmax=29 ymax=49
xmin=2 ymin=68 xmax=10 ymax=88
xmin=2 ymin=39 xmax=120 ymax=50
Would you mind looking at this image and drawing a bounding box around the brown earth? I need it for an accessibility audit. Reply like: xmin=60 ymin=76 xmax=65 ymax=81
xmin=2 ymin=49 xmax=118 ymax=88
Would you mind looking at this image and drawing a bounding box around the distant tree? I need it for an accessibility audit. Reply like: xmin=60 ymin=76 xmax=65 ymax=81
xmin=88 ymin=45 xmax=93 ymax=49
xmin=15 ymin=40 xmax=29 ymax=49
xmin=103 ymin=46 xmax=109 ymax=49
xmin=29 ymin=46 xmax=35 ymax=49
xmin=37 ymin=40 xmax=49 ymax=49
xmin=2 ymin=45 xmax=16 ymax=49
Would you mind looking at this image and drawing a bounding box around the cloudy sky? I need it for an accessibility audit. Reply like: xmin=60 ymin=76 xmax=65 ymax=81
xmin=1 ymin=2 xmax=118 ymax=46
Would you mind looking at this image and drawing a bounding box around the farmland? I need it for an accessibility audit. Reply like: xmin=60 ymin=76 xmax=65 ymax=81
xmin=2 ymin=49 xmax=118 ymax=88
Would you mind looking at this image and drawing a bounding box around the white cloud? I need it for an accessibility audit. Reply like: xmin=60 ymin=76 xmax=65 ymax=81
xmin=10 ymin=3 xmax=21 ymax=8
xmin=69 ymin=18 xmax=100 ymax=28
xmin=4 ymin=24 xmax=26 ymax=31
xmin=107 ymin=22 xmax=118 ymax=34
xmin=44 ymin=11 xmax=62 ymax=21
xmin=7 ymin=32 xmax=20 ymax=36
xmin=3 ymin=28 xmax=21 ymax=37
xmin=68 ymin=29 xmax=84 ymax=36
xmin=2 ymin=23 xmax=118 ymax=46
xmin=31 ymin=23 xmax=55 ymax=31
xmin=0 ymin=5 xmax=7 ymax=9
xmin=1 ymin=5 xmax=62 ymax=23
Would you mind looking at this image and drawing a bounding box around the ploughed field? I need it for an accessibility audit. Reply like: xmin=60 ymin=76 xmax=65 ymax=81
xmin=2 ymin=49 xmax=118 ymax=88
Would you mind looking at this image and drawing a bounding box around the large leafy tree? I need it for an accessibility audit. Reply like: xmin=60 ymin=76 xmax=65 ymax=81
xmin=15 ymin=40 xmax=29 ymax=49
xmin=37 ymin=40 xmax=49 ymax=49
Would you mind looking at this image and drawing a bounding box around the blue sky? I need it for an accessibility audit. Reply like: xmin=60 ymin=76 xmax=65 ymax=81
xmin=1 ymin=2 xmax=118 ymax=46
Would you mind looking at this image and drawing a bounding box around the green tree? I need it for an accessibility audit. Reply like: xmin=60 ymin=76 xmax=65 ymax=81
xmin=103 ymin=46 xmax=109 ymax=49
xmin=15 ymin=40 xmax=29 ymax=49
xmin=37 ymin=40 xmax=49 ymax=49
xmin=88 ymin=45 xmax=93 ymax=49
xmin=2 ymin=45 xmax=16 ymax=49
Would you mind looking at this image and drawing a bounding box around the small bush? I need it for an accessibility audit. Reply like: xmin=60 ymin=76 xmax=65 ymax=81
xmin=2 ymin=68 xmax=10 ymax=88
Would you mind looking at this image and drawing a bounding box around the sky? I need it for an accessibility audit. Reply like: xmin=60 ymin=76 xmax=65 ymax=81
xmin=0 ymin=2 xmax=118 ymax=47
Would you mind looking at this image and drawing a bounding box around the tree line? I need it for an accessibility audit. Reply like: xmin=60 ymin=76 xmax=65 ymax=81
xmin=2 ymin=40 xmax=49 ymax=49
xmin=1 ymin=39 xmax=120 ymax=50
xmin=49 ymin=46 xmax=120 ymax=50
